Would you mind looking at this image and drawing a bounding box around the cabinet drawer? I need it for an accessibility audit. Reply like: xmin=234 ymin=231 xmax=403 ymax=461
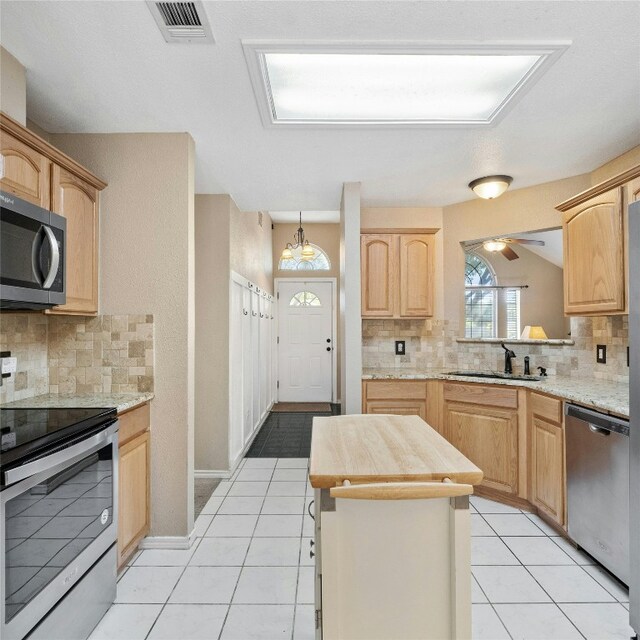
xmin=364 ymin=380 xmax=428 ymax=401
xmin=530 ymin=392 xmax=562 ymax=424
xmin=118 ymin=402 xmax=150 ymax=446
xmin=443 ymin=382 xmax=518 ymax=409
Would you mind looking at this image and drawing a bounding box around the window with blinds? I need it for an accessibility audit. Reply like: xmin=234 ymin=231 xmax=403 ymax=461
xmin=505 ymin=288 xmax=521 ymax=339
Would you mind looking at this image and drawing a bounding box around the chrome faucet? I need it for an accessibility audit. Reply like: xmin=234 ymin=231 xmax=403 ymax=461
xmin=501 ymin=342 xmax=516 ymax=374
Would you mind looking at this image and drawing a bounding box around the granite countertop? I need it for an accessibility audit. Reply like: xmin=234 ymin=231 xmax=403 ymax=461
xmin=0 ymin=392 xmax=154 ymax=414
xmin=362 ymin=368 xmax=629 ymax=418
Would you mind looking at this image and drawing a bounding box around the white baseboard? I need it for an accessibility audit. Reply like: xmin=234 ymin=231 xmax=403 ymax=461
xmin=194 ymin=469 xmax=232 ymax=479
xmin=139 ymin=530 xmax=197 ymax=550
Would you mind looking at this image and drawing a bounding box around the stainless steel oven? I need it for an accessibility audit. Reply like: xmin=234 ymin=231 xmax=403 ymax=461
xmin=0 ymin=190 xmax=66 ymax=309
xmin=1 ymin=408 xmax=118 ymax=640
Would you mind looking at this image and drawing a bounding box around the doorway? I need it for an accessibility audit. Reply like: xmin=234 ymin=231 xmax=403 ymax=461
xmin=276 ymin=278 xmax=336 ymax=402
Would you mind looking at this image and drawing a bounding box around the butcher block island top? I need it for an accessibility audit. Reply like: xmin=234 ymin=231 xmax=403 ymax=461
xmin=309 ymin=414 xmax=483 ymax=489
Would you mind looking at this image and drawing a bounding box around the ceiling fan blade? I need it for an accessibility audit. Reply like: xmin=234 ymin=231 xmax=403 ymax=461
xmin=508 ymin=239 xmax=545 ymax=246
xmin=501 ymin=245 xmax=520 ymax=260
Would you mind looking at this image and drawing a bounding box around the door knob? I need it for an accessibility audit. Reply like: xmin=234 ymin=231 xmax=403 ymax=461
xmin=326 ymin=347 xmax=332 ymax=352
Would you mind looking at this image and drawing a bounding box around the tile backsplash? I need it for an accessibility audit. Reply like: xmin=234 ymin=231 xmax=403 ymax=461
xmin=48 ymin=315 xmax=154 ymax=395
xmin=0 ymin=314 xmax=49 ymax=402
xmin=362 ymin=315 xmax=629 ymax=383
xmin=0 ymin=313 xmax=154 ymax=403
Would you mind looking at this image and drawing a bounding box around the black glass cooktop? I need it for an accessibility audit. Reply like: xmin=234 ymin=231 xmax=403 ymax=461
xmin=0 ymin=407 xmax=117 ymax=470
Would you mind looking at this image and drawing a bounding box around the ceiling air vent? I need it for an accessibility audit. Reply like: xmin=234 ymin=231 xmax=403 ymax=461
xmin=147 ymin=1 xmax=214 ymax=44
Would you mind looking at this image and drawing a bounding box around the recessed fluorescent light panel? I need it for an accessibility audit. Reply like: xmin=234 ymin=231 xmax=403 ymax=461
xmin=244 ymin=43 xmax=568 ymax=126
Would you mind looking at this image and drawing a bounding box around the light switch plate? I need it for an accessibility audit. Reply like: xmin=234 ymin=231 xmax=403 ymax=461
xmin=596 ymin=344 xmax=607 ymax=364
xmin=395 ymin=340 xmax=405 ymax=356
xmin=1 ymin=357 xmax=17 ymax=375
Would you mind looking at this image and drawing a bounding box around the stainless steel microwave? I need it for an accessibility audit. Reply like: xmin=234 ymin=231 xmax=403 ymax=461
xmin=0 ymin=191 xmax=66 ymax=310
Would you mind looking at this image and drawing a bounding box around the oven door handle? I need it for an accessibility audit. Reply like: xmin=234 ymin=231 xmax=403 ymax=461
xmin=42 ymin=225 xmax=60 ymax=289
xmin=3 ymin=422 xmax=118 ymax=486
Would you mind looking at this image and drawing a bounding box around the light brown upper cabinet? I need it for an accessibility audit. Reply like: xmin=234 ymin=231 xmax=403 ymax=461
xmin=361 ymin=232 xmax=436 ymax=318
xmin=399 ymin=234 xmax=435 ymax=317
xmin=1 ymin=113 xmax=106 ymax=316
xmin=47 ymin=165 xmax=99 ymax=315
xmin=361 ymin=234 xmax=396 ymax=317
xmin=562 ymin=187 xmax=626 ymax=315
xmin=557 ymin=164 xmax=640 ymax=316
xmin=0 ymin=130 xmax=51 ymax=208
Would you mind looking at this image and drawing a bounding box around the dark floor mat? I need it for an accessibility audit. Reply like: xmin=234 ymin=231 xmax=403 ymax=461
xmin=246 ymin=404 xmax=340 ymax=458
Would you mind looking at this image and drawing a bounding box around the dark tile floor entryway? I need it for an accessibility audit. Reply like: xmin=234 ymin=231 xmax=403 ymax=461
xmin=246 ymin=404 xmax=340 ymax=458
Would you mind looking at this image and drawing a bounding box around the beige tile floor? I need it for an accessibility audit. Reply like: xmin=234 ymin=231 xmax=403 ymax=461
xmin=89 ymin=458 xmax=633 ymax=640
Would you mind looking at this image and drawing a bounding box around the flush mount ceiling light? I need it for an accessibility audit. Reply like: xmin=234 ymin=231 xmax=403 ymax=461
xmin=243 ymin=41 xmax=569 ymax=127
xmin=483 ymin=240 xmax=508 ymax=252
xmin=469 ymin=175 xmax=513 ymax=199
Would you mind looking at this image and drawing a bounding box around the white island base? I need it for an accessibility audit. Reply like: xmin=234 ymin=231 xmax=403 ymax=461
xmin=316 ymin=491 xmax=471 ymax=640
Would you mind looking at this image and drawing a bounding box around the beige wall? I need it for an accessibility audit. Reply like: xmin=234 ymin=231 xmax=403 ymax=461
xmin=195 ymin=195 xmax=231 ymax=471
xmin=230 ymin=206 xmax=273 ymax=293
xmin=1 ymin=47 xmax=26 ymax=124
xmin=50 ymin=132 xmax=196 ymax=539
xmin=361 ymin=207 xmax=445 ymax=320
xmin=340 ymin=183 xmax=362 ymax=411
xmin=441 ymin=174 xmax=592 ymax=331
xmin=476 ymin=246 xmax=568 ymax=339
xmin=195 ymin=196 xmax=273 ymax=472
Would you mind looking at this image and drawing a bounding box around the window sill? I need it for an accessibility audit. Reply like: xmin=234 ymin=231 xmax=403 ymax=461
xmin=456 ymin=338 xmax=575 ymax=346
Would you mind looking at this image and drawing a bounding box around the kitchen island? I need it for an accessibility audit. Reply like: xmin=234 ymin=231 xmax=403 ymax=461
xmin=309 ymin=414 xmax=483 ymax=640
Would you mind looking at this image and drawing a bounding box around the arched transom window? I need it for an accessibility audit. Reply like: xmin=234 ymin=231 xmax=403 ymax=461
xmin=279 ymin=243 xmax=331 ymax=271
xmin=289 ymin=291 xmax=322 ymax=307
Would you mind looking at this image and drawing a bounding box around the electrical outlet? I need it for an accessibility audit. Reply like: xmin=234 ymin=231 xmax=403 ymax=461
xmin=0 ymin=351 xmax=13 ymax=380
xmin=596 ymin=344 xmax=607 ymax=364
xmin=1 ymin=357 xmax=17 ymax=375
xmin=395 ymin=340 xmax=406 ymax=356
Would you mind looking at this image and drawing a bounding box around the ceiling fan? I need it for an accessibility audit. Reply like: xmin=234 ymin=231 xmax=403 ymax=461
xmin=467 ymin=237 xmax=545 ymax=261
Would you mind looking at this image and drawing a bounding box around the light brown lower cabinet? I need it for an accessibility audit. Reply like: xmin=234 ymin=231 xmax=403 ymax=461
xmin=444 ymin=401 xmax=519 ymax=495
xmin=118 ymin=404 xmax=151 ymax=569
xmin=530 ymin=394 xmax=565 ymax=527
xmin=361 ymin=380 xmax=570 ymax=526
xmin=362 ymin=380 xmax=428 ymax=421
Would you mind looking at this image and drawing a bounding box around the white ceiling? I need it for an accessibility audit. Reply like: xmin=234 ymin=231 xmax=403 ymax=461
xmin=2 ymin=1 xmax=639 ymax=213
xmin=516 ymin=229 xmax=564 ymax=268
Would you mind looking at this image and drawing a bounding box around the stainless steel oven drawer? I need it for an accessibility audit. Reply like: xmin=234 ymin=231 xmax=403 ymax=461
xmin=27 ymin=545 xmax=116 ymax=640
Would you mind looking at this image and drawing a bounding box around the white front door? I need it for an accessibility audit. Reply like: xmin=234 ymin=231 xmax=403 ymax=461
xmin=277 ymin=280 xmax=334 ymax=402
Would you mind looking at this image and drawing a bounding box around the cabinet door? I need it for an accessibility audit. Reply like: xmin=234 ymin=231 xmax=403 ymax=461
xmin=399 ymin=234 xmax=434 ymax=317
xmin=118 ymin=431 xmax=150 ymax=567
xmin=563 ymin=187 xmax=626 ymax=314
xmin=251 ymin=289 xmax=261 ymax=432
xmin=365 ymin=399 xmax=426 ymax=421
xmin=531 ymin=416 xmax=565 ymax=526
xmin=445 ymin=402 xmax=519 ymax=495
xmin=229 ymin=281 xmax=246 ymax=464
xmin=242 ymin=287 xmax=254 ymax=445
xmin=0 ymin=131 xmax=50 ymax=207
xmin=361 ymin=234 xmax=396 ymax=317
xmin=48 ymin=165 xmax=99 ymax=315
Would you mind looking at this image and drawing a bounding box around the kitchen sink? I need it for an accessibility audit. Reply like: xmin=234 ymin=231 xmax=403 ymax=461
xmin=446 ymin=371 xmax=543 ymax=382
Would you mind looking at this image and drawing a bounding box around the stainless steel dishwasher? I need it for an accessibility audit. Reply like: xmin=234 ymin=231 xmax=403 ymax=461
xmin=565 ymin=403 xmax=629 ymax=585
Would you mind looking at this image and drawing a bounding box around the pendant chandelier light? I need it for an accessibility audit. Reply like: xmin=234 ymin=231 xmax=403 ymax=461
xmin=280 ymin=212 xmax=315 ymax=262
